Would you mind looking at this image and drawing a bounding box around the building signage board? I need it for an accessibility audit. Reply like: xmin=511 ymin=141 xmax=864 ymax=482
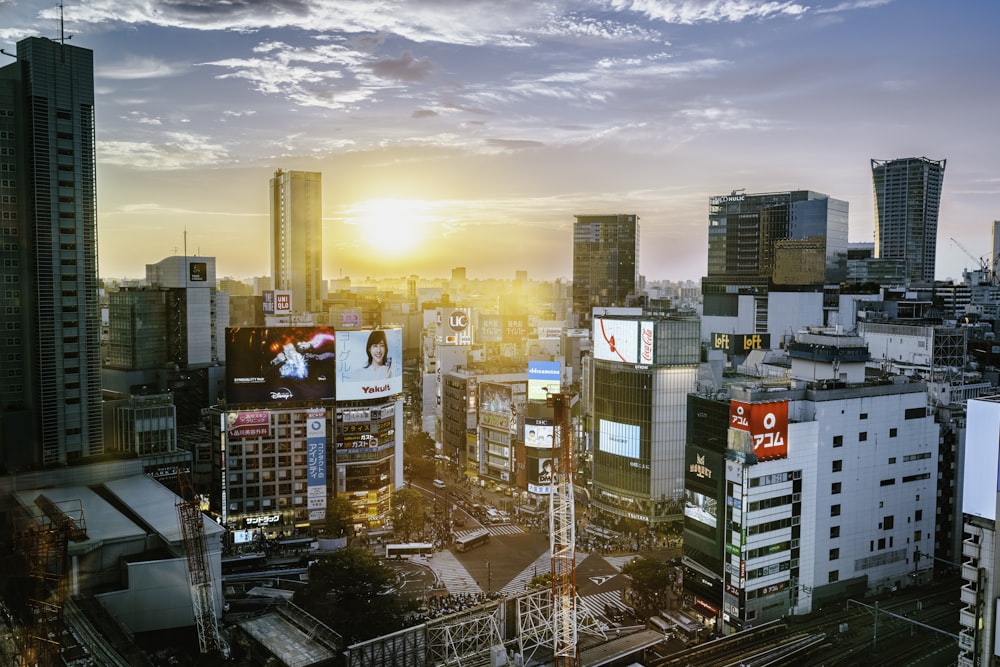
xmin=729 ymin=400 xmax=789 ymax=461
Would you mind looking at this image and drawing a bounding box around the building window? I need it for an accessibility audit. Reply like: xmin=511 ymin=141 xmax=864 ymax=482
xmin=828 ymin=571 xmax=839 ymax=583
xmin=833 ymin=435 xmax=843 ymax=448
xmin=914 ymin=530 xmax=921 ymax=542
xmin=889 ymin=427 xmax=897 ymax=438
xmin=915 ymin=509 xmax=922 ymax=521
xmin=831 ymin=482 xmax=841 ymax=495
xmin=832 ymin=460 xmax=842 ymax=473
xmin=859 ymin=431 xmax=867 ymax=442
xmin=831 ymin=504 xmax=841 ymax=517
xmin=830 ymin=525 xmax=840 ymax=539
xmin=878 ymin=537 xmax=886 ymax=549
xmin=829 ymin=548 xmax=839 ymax=561
xmin=882 ymin=515 xmax=894 ymax=530
xmin=860 ymin=413 xmax=868 ymax=420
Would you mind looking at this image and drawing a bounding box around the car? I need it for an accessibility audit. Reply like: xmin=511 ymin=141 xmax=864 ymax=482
xmin=433 ymin=479 xmax=446 ymax=489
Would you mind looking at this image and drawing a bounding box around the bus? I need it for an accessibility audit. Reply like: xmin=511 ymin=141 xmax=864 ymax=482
xmin=385 ymin=542 xmax=434 ymax=559
xmin=454 ymin=529 xmax=490 ymax=553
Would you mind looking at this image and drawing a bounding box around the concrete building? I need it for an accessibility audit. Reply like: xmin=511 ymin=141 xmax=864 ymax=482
xmin=0 ymin=37 xmax=103 ymax=469
xmin=270 ymin=169 xmax=324 ymax=315
xmin=872 ymin=157 xmax=946 ymax=284
xmin=683 ymin=328 xmax=939 ymax=633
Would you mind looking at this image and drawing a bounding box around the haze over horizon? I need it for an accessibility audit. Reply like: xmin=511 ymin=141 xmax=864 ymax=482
xmin=4 ymin=1 xmax=998 ymax=284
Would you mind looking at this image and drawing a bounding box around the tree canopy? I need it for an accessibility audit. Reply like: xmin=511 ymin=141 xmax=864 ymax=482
xmin=622 ymin=556 xmax=675 ymax=616
xmin=391 ymin=487 xmax=426 ymax=541
xmin=292 ymin=547 xmax=417 ymax=643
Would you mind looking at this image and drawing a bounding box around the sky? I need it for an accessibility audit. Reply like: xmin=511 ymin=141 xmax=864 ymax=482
xmin=3 ymin=1 xmax=999 ymax=284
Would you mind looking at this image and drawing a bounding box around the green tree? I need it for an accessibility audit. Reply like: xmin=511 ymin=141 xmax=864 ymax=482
xmin=293 ymin=547 xmax=416 ymax=643
xmin=323 ymin=495 xmax=355 ymax=538
xmin=404 ymin=431 xmax=437 ymax=481
xmin=622 ymin=556 xmax=674 ymax=616
xmin=391 ymin=487 xmax=425 ymax=541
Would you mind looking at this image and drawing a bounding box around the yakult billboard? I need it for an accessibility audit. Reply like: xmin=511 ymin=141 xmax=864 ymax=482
xmin=334 ymin=328 xmax=403 ymax=400
xmin=728 ymin=400 xmax=789 ymax=461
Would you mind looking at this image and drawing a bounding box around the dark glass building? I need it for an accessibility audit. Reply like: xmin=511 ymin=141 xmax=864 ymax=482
xmin=0 ymin=37 xmax=102 ymax=469
xmin=572 ymin=214 xmax=638 ymax=326
xmin=871 ymin=157 xmax=946 ymax=284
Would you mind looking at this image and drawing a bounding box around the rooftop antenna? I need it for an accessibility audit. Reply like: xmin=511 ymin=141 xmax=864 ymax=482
xmin=57 ymin=2 xmax=73 ymax=45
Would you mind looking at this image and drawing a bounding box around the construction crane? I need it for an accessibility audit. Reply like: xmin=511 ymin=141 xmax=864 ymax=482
xmin=548 ymin=392 xmax=578 ymax=666
xmin=11 ymin=494 xmax=87 ymax=667
xmin=175 ymin=471 xmax=229 ymax=658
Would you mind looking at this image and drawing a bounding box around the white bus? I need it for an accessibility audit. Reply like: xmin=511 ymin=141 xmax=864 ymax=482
xmin=385 ymin=542 xmax=434 ymax=559
xmin=454 ymin=529 xmax=490 ymax=552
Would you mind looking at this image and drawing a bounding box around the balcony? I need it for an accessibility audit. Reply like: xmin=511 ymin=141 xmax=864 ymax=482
xmin=958 ymin=606 xmax=977 ymax=630
xmin=960 ymin=584 xmax=978 ymax=606
xmin=962 ymin=540 xmax=981 ymax=560
xmin=958 ymin=631 xmax=974 ymax=653
xmin=962 ymin=563 xmax=979 ymax=582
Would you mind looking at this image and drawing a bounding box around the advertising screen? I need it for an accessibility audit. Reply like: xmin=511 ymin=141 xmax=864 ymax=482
xmin=729 ymin=400 xmax=789 ymax=461
xmin=226 ymin=327 xmax=336 ymax=405
xmin=334 ymin=328 xmax=403 ymax=400
xmin=189 ymin=261 xmax=207 ymax=282
xmin=527 ymin=455 xmax=555 ymax=494
xmin=527 ymin=360 xmax=561 ymax=401
xmin=684 ymin=489 xmax=717 ymax=529
xmin=306 ymin=410 xmax=327 ymax=515
xmin=480 ymin=383 xmax=513 ymax=430
xmin=598 ymin=419 xmax=640 ymax=459
xmin=593 ymin=318 xmax=639 ymax=363
xmin=226 ymin=411 xmax=271 ymax=439
xmin=524 ymin=418 xmax=554 ymax=449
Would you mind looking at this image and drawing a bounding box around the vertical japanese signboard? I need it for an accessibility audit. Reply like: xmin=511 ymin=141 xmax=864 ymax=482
xmin=307 ymin=410 xmax=327 ymax=520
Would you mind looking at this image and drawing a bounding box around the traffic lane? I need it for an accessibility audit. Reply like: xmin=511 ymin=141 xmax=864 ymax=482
xmin=451 ymin=530 xmax=550 ymax=592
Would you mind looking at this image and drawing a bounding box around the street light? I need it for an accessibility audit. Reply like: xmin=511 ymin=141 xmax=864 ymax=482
xmin=486 ymin=560 xmax=492 ymax=594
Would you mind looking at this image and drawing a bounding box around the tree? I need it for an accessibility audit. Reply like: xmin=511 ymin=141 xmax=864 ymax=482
xmin=404 ymin=431 xmax=437 ymax=481
xmin=292 ymin=547 xmax=417 ymax=643
xmin=391 ymin=487 xmax=425 ymax=541
xmin=323 ymin=495 xmax=355 ymax=538
xmin=622 ymin=556 xmax=674 ymax=616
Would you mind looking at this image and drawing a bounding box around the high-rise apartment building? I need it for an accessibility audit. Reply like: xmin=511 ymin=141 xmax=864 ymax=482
xmin=572 ymin=214 xmax=638 ymax=326
xmin=270 ymin=169 xmax=323 ymax=314
xmin=0 ymin=37 xmax=102 ymax=469
xmin=871 ymin=157 xmax=946 ymax=284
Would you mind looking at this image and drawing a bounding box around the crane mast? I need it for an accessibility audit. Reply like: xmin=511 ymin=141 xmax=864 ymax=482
xmin=176 ymin=472 xmax=229 ymax=658
xmin=548 ymin=392 xmax=578 ymax=666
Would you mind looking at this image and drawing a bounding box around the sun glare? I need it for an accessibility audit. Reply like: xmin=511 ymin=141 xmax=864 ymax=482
xmin=352 ymin=198 xmax=431 ymax=256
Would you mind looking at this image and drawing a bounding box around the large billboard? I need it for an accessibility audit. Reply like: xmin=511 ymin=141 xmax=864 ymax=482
xmin=334 ymin=328 xmax=403 ymax=400
xmin=728 ymin=400 xmax=789 ymax=461
xmin=480 ymin=383 xmax=514 ymax=431
xmin=711 ymin=332 xmax=771 ymax=354
xmin=226 ymin=327 xmax=336 ymax=405
xmin=226 ymin=410 xmax=271 ymax=439
xmin=438 ymin=308 xmax=474 ymax=345
xmin=306 ymin=410 xmax=327 ymax=520
xmin=598 ymin=419 xmax=640 ymax=458
xmin=527 ymin=360 xmax=561 ymax=401
xmin=593 ymin=318 xmax=640 ymax=363
xmin=964 ymin=398 xmax=1000 ymax=521
xmin=262 ymin=290 xmax=293 ymax=316
xmin=527 ymin=455 xmax=556 ymax=494
xmin=524 ymin=417 xmax=554 ymax=449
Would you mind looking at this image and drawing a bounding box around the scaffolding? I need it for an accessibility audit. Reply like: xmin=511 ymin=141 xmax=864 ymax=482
xmin=11 ymin=494 xmax=87 ymax=667
xmin=548 ymin=392 xmax=578 ymax=667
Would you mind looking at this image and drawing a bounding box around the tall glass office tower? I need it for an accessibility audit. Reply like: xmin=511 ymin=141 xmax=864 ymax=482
xmin=269 ymin=169 xmax=324 ymax=314
xmin=0 ymin=37 xmax=102 ymax=469
xmin=871 ymin=157 xmax=946 ymax=284
xmin=572 ymin=214 xmax=638 ymax=326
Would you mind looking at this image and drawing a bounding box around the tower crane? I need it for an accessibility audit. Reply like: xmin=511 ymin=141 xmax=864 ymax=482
xmin=175 ymin=471 xmax=229 ymax=658
xmin=548 ymin=392 xmax=578 ymax=667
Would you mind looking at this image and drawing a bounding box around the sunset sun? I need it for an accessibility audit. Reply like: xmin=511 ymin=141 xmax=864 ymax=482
xmin=352 ymin=198 xmax=432 ymax=256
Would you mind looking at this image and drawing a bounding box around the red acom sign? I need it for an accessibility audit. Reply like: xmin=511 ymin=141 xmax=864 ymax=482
xmin=729 ymin=400 xmax=789 ymax=461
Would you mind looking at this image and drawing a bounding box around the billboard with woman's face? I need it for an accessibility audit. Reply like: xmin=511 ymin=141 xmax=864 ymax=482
xmin=334 ymin=328 xmax=403 ymax=400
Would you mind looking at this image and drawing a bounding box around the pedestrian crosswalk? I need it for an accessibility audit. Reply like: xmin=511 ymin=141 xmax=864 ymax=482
xmin=487 ymin=524 xmax=524 ymax=536
xmin=427 ymin=549 xmax=484 ymax=595
xmin=579 ymin=589 xmax=632 ymax=620
xmin=602 ymin=555 xmax=638 ymax=572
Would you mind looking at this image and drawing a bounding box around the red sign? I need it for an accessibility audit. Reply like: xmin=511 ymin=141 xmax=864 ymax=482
xmin=729 ymin=400 xmax=788 ymax=461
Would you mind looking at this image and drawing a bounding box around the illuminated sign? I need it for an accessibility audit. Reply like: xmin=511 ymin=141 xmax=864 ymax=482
xmin=334 ymin=328 xmax=403 ymax=400
xmin=593 ymin=318 xmax=640 ymax=363
xmin=189 ymin=261 xmax=207 ymax=282
xmin=598 ymin=419 xmax=640 ymax=459
xmin=527 ymin=360 xmax=561 ymax=401
xmin=225 ymin=327 xmax=336 ymax=405
xmin=712 ymin=332 xmax=771 ymax=353
xmin=226 ymin=411 xmax=271 ymax=439
xmin=729 ymin=400 xmax=789 ymax=461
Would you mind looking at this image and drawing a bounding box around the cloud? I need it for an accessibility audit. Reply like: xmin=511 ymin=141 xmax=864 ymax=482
xmin=366 ymin=51 xmax=435 ymax=82
xmin=98 ymin=131 xmax=230 ymax=169
xmin=485 ymin=138 xmax=545 ymax=150
xmin=99 ymin=55 xmax=185 ymax=79
xmin=122 ymin=111 xmax=163 ymax=125
xmin=611 ymin=0 xmax=809 ymax=24
xmin=412 ymin=109 xmax=439 ymax=118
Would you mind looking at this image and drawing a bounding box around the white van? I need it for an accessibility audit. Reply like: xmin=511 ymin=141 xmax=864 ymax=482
xmin=433 ymin=479 xmax=446 ymax=489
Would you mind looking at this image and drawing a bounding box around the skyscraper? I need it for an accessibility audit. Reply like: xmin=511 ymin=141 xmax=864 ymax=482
xmin=871 ymin=156 xmax=946 ymax=284
xmin=0 ymin=37 xmax=102 ymax=469
xmin=572 ymin=214 xmax=638 ymax=326
xmin=269 ymin=169 xmax=323 ymax=314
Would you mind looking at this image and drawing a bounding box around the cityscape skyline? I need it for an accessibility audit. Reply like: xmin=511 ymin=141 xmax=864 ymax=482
xmin=4 ymin=1 xmax=999 ymax=283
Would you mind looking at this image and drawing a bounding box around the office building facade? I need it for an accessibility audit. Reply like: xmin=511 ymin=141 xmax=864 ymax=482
xmin=270 ymin=169 xmax=323 ymax=314
xmin=0 ymin=37 xmax=102 ymax=469
xmin=871 ymin=157 xmax=946 ymax=284
xmin=588 ymin=316 xmax=701 ymax=533
xmin=572 ymin=214 xmax=639 ymax=326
